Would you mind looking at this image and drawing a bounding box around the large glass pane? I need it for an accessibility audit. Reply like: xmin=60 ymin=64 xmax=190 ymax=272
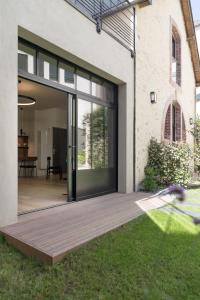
xmin=77 ymin=99 xmax=117 ymax=199
xmin=77 ymin=70 xmax=90 ymax=94
xmin=38 ymin=52 xmax=58 ymax=81
xmin=106 ymin=107 xmax=115 ymax=168
xmin=91 ymin=77 xmax=105 ymax=99
xmin=92 ymin=104 xmax=105 ymax=168
xmin=104 ymin=82 xmax=115 ymax=103
xmin=92 ymin=105 xmax=115 ymax=169
xmin=105 ymin=107 xmax=109 ymax=168
xmin=77 ymin=99 xmax=91 ymax=170
xmin=18 ymin=42 xmax=36 ymax=74
xmin=59 ymin=62 xmax=75 ymax=88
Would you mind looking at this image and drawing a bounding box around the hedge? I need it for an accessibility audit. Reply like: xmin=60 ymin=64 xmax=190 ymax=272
xmin=143 ymin=138 xmax=192 ymax=192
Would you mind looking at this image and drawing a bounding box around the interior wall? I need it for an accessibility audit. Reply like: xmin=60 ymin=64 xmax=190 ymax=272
xmin=35 ymin=107 xmax=67 ymax=174
xmin=18 ymin=108 xmax=35 ymax=156
xmin=18 ymin=104 xmax=67 ymax=175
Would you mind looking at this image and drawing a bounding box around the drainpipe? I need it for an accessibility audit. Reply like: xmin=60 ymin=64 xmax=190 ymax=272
xmin=132 ymin=1 xmax=152 ymax=192
xmin=133 ymin=7 xmax=136 ymax=192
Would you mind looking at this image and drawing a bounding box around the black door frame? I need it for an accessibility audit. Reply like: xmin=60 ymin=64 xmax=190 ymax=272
xmin=67 ymin=93 xmax=77 ymax=201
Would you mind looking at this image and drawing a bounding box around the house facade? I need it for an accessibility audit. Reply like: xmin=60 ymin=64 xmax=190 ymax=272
xmin=0 ymin=0 xmax=199 ymax=227
xmin=195 ymin=21 xmax=200 ymax=115
xmin=135 ymin=0 xmax=200 ymax=185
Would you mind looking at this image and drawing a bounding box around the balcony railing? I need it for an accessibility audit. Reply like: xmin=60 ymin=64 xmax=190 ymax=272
xmin=66 ymin=0 xmax=136 ymax=54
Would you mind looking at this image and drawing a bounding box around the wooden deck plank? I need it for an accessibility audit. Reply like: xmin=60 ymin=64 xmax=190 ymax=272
xmin=0 ymin=192 xmax=164 ymax=264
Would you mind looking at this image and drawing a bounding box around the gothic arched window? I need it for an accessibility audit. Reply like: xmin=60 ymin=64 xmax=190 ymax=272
xmin=164 ymin=102 xmax=186 ymax=142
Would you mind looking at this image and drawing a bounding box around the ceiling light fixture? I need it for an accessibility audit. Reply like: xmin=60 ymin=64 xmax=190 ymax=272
xmin=18 ymin=95 xmax=36 ymax=106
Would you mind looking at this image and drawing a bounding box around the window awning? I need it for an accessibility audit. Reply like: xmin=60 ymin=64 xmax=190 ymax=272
xmin=67 ymin=0 xmax=151 ymax=52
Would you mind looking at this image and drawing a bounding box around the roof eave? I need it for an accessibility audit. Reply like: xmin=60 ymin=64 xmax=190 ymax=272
xmin=180 ymin=0 xmax=200 ymax=87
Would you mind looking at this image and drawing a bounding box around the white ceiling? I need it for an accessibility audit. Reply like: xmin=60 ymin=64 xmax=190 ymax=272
xmin=18 ymin=78 xmax=67 ymax=111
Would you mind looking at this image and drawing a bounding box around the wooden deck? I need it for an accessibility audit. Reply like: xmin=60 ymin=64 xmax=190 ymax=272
xmin=0 ymin=192 xmax=166 ymax=264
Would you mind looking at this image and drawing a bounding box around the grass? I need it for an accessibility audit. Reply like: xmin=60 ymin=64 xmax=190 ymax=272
xmin=1 ymin=189 xmax=200 ymax=299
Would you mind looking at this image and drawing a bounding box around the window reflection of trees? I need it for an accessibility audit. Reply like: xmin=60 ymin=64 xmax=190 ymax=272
xmin=78 ymin=101 xmax=112 ymax=170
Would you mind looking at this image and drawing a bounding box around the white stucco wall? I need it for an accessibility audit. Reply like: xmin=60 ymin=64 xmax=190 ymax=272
xmin=135 ymin=0 xmax=196 ymax=188
xmin=0 ymin=0 xmax=134 ymax=226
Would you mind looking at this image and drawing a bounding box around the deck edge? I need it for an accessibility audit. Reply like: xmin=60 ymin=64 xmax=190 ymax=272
xmin=1 ymin=232 xmax=53 ymax=265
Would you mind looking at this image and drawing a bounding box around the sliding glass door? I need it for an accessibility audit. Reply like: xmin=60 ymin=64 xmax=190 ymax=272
xmin=76 ymin=98 xmax=117 ymax=200
xmin=18 ymin=39 xmax=118 ymax=202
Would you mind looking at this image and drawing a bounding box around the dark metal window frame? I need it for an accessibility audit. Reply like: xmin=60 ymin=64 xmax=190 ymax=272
xmin=18 ymin=38 xmax=117 ymax=109
xmin=18 ymin=38 xmax=118 ymax=199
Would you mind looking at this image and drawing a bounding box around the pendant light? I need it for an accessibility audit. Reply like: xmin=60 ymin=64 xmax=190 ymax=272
xmin=18 ymin=95 xmax=36 ymax=106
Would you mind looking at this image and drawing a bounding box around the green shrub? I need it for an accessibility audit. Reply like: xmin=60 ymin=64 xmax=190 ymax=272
xmin=194 ymin=145 xmax=200 ymax=173
xmin=143 ymin=138 xmax=192 ymax=191
xmin=190 ymin=118 xmax=200 ymax=173
xmin=190 ymin=117 xmax=200 ymax=144
xmin=143 ymin=166 xmax=159 ymax=192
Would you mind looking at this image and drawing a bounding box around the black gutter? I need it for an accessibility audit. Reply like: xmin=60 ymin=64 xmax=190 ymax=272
xmin=133 ymin=7 xmax=136 ymax=192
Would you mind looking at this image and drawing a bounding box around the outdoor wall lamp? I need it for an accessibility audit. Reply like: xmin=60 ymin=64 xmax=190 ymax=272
xmin=18 ymin=95 xmax=36 ymax=106
xmin=189 ymin=117 xmax=193 ymax=125
xmin=150 ymin=91 xmax=157 ymax=103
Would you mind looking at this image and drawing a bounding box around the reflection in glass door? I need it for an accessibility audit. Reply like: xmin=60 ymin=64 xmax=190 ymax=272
xmin=76 ymin=98 xmax=117 ymax=199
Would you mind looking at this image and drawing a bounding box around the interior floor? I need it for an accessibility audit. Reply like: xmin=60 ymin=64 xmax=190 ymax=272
xmin=18 ymin=175 xmax=67 ymax=214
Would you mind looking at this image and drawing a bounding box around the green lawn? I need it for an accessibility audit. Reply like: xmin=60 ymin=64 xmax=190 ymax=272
xmin=1 ymin=189 xmax=200 ymax=300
